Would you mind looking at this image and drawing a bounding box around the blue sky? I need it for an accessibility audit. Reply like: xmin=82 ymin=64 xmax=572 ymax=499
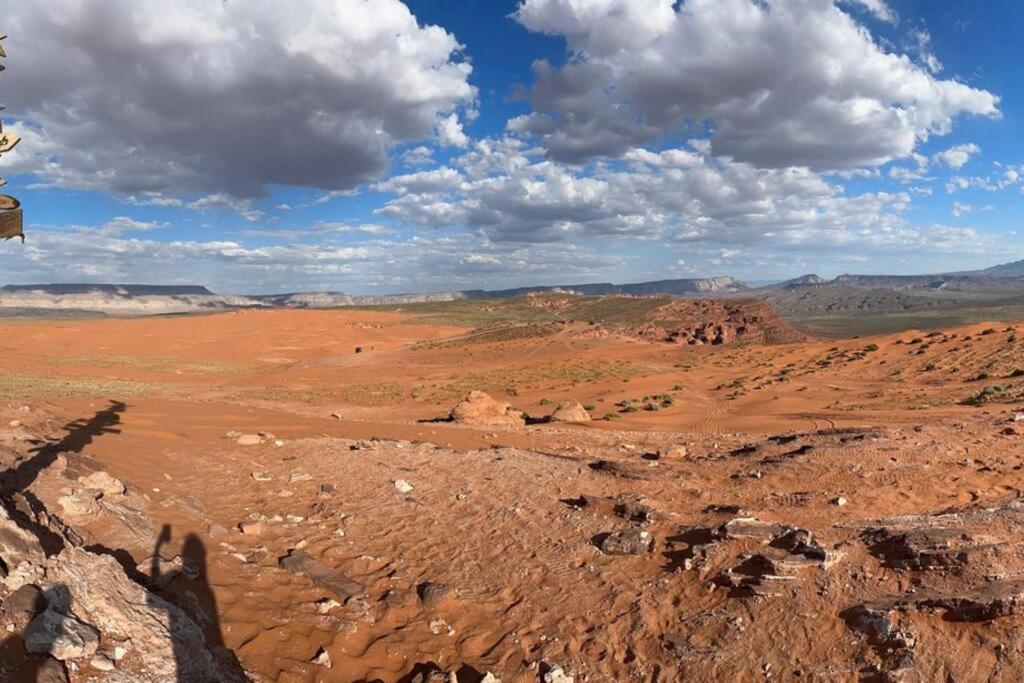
xmin=0 ymin=0 xmax=1021 ymax=293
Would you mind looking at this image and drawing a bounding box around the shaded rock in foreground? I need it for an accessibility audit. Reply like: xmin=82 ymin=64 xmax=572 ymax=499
xmin=44 ymin=547 xmax=247 ymax=682
xmin=0 ymin=502 xmax=47 ymax=594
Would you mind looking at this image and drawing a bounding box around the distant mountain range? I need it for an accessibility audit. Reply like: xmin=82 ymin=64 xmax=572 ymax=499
xmin=6 ymin=260 xmax=1024 ymax=317
xmin=1 ymin=283 xmax=214 ymax=296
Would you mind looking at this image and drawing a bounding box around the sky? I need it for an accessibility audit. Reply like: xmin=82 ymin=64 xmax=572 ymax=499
xmin=0 ymin=0 xmax=1021 ymax=294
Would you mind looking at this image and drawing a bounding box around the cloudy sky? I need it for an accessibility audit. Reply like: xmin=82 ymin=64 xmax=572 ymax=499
xmin=0 ymin=0 xmax=1020 ymax=294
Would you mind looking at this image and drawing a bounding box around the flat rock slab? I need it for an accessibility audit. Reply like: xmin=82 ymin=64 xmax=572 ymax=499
xmin=865 ymin=526 xmax=980 ymax=570
xmin=853 ymin=579 xmax=1024 ymax=625
xmin=717 ymin=517 xmax=794 ymax=543
xmin=570 ymin=494 xmax=655 ymax=523
xmin=278 ymin=549 xmax=366 ymax=602
xmin=597 ymin=529 xmax=654 ymax=555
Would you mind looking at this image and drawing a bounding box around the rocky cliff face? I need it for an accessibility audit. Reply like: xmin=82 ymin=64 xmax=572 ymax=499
xmin=257 ymin=290 xmax=472 ymax=308
xmin=631 ymin=298 xmax=805 ymax=345
xmin=0 ymin=278 xmax=755 ymax=316
xmin=0 ymin=291 xmax=266 ymax=316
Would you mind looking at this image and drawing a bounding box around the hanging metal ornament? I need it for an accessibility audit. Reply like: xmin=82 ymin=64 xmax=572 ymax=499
xmin=0 ymin=33 xmax=24 ymax=243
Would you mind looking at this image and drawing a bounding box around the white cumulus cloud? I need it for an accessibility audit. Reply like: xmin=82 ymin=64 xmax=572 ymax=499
xmin=510 ymin=0 xmax=998 ymax=169
xmin=1 ymin=0 xmax=476 ymax=197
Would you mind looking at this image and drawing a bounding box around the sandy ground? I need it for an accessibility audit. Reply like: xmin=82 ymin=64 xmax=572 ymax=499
xmin=4 ymin=309 xmax=1024 ymax=680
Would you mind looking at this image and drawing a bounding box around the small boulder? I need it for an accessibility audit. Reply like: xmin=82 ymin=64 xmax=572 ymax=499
xmin=395 ymin=479 xmax=415 ymax=494
xmin=597 ymin=529 xmax=654 ymax=555
xmin=549 ymin=400 xmax=591 ymax=423
xmin=238 ymin=521 xmax=264 ymax=536
xmin=658 ymin=445 xmax=688 ymax=459
xmin=450 ymin=391 xmax=526 ymax=427
xmin=236 ymin=434 xmax=262 ymax=446
xmin=24 ymin=606 xmax=100 ymax=661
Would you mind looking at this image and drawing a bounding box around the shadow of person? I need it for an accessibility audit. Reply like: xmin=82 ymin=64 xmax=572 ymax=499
xmin=3 ymin=399 xmax=125 ymax=494
xmin=0 ymin=400 xmax=127 ymax=555
xmin=180 ymin=533 xmax=226 ymax=650
xmin=148 ymin=524 xmax=245 ymax=681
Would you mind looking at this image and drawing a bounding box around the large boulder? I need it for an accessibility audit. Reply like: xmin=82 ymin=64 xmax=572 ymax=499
xmin=450 ymin=391 xmax=525 ymax=427
xmin=43 ymin=548 xmax=247 ymax=683
xmin=549 ymin=399 xmax=591 ymax=423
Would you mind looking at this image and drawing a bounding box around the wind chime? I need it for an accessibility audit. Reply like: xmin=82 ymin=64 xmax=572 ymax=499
xmin=0 ymin=33 xmax=23 ymax=243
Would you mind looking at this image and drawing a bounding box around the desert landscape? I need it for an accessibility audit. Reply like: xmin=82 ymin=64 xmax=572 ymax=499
xmin=5 ymin=0 xmax=1024 ymax=680
xmin=3 ymin=290 xmax=1024 ymax=681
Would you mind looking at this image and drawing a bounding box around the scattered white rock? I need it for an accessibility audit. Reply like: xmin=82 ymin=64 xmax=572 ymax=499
xmin=24 ymin=605 xmax=100 ymax=661
xmin=428 ymin=618 xmax=453 ymax=635
xmin=316 ymin=598 xmax=341 ymax=614
xmin=542 ymin=665 xmax=574 ymax=683
xmin=312 ymin=646 xmax=332 ymax=668
xmin=832 ymin=496 xmax=849 ymax=506
xmin=658 ymin=445 xmax=688 ymax=459
xmin=394 ymin=479 xmax=414 ymax=494
xmin=77 ymin=471 xmax=126 ymax=497
xmin=238 ymin=521 xmax=264 ymax=535
xmin=90 ymin=652 xmax=116 ymax=671
xmin=236 ymin=434 xmax=262 ymax=446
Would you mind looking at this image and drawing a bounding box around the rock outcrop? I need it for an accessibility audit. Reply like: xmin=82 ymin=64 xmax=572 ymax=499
xmin=43 ymin=547 xmax=247 ymax=682
xmin=450 ymin=391 xmax=526 ymax=427
xmin=549 ymin=399 xmax=591 ymax=423
xmin=0 ymin=503 xmax=47 ymax=594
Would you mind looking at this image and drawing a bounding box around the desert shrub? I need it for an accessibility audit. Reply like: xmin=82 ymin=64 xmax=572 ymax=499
xmin=963 ymin=384 xmax=1005 ymax=406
